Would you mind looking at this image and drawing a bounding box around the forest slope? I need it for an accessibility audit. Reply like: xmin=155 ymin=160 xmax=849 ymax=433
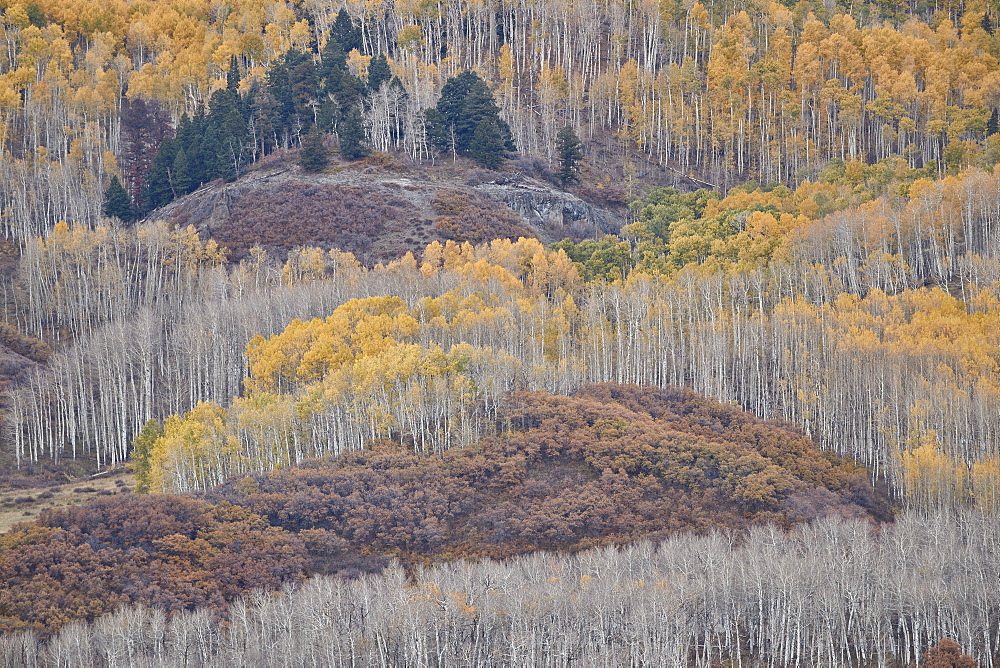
xmin=0 ymin=384 xmax=888 ymax=636
xmin=2 ymin=511 xmax=992 ymax=666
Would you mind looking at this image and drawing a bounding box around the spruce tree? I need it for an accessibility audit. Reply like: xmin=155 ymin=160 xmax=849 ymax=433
xmin=171 ymin=147 xmax=193 ymax=195
xmin=434 ymin=71 xmax=515 ymax=156
xmin=556 ymin=125 xmax=583 ymax=184
xmin=319 ymin=38 xmax=348 ymax=96
xmin=200 ymin=127 xmax=222 ymax=181
xmin=338 ymin=107 xmax=368 ymax=160
xmin=300 ymin=127 xmax=330 ymax=171
xmin=367 ymin=54 xmax=391 ymax=93
xmin=103 ymin=175 xmax=133 ymax=222
xmin=988 ymin=108 xmax=998 ymax=136
xmin=142 ymin=138 xmax=177 ymax=212
xmin=331 ymin=8 xmax=362 ymax=52
xmin=227 ymin=54 xmax=240 ymax=92
xmin=469 ymin=117 xmax=506 ymax=169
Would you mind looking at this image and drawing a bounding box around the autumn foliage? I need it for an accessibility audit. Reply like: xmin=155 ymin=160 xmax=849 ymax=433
xmin=0 ymin=384 xmax=887 ymax=636
xmin=203 ymin=384 xmax=888 ymax=565
xmin=431 ymin=190 xmax=533 ymax=245
xmin=211 ymin=183 xmax=415 ymax=260
xmin=0 ymin=494 xmax=307 ymax=636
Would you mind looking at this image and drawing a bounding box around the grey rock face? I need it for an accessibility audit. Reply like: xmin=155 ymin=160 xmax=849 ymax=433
xmin=474 ymin=175 xmax=624 ymax=242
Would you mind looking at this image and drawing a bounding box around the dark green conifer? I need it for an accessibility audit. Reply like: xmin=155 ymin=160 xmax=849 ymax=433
xmin=338 ymin=107 xmax=368 ymax=160
xmin=469 ymin=117 xmax=506 ymax=169
xmin=331 ymin=8 xmax=362 ymax=52
xmin=142 ymin=138 xmax=177 ymax=212
xmin=424 ymin=107 xmax=451 ymax=152
xmin=227 ymin=54 xmax=240 ymax=92
xmin=299 ymin=127 xmax=330 ymax=172
xmin=434 ymin=71 xmax=514 ymax=156
xmin=200 ymin=127 xmax=222 ymax=181
xmin=555 ymin=125 xmax=583 ymax=185
xmin=103 ymin=175 xmax=133 ymax=222
xmin=319 ymin=39 xmax=347 ymax=96
xmin=367 ymin=54 xmax=391 ymax=93
xmin=171 ymin=147 xmax=193 ymax=195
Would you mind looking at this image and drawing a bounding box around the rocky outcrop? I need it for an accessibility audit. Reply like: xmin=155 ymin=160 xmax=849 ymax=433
xmin=145 ymin=158 xmax=627 ymax=263
xmin=474 ymin=174 xmax=625 ymax=241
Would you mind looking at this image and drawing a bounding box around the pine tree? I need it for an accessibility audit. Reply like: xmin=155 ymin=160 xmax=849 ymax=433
xmin=319 ymin=38 xmax=348 ymax=96
xmin=200 ymin=127 xmax=222 ymax=181
xmin=338 ymin=107 xmax=368 ymax=160
xmin=103 ymin=175 xmax=133 ymax=222
xmin=142 ymin=138 xmax=177 ymax=212
xmin=227 ymin=54 xmax=240 ymax=92
xmin=470 ymin=117 xmax=506 ymax=169
xmin=435 ymin=71 xmax=514 ymax=156
xmin=368 ymin=54 xmax=391 ymax=94
xmin=171 ymin=147 xmax=193 ymax=195
xmin=331 ymin=8 xmax=362 ymax=52
xmin=556 ymin=125 xmax=583 ymax=184
xmin=988 ymin=109 xmax=998 ymax=137
xmin=424 ymin=108 xmax=451 ymax=153
xmin=300 ymin=128 xmax=330 ymax=171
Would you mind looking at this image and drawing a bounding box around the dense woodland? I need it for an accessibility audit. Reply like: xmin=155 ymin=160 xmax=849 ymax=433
xmin=3 ymin=0 xmax=1000 ymax=663
xmin=13 ymin=165 xmax=1000 ymax=508
xmin=2 ymin=0 xmax=1000 ymax=236
xmin=1 ymin=512 xmax=995 ymax=666
xmin=0 ymin=386 xmax=887 ymax=639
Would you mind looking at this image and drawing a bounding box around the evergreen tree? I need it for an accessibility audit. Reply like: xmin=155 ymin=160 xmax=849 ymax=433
xmin=331 ymin=8 xmax=362 ymax=52
xmin=200 ymin=127 xmax=222 ymax=181
xmin=434 ymin=71 xmax=515 ymax=156
xmin=299 ymin=127 xmax=330 ymax=171
xmin=220 ymin=107 xmax=249 ymax=179
xmin=227 ymin=54 xmax=240 ymax=92
xmin=288 ymin=54 xmax=318 ymax=131
xmin=25 ymin=2 xmax=45 ymax=27
xmin=103 ymin=175 xmax=133 ymax=222
xmin=988 ymin=109 xmax=998 ymax=136
xmin=337 ymin=73 xmax=365 ymax=116
xmin=317 ymin=97 xmax=339 ymax=132
xmin=454 ymin=77 xmax=501 ymax=150
xmin=266 ymin=57 xmax=295 ymax=146
xmin=338 ymin=106 xmax=368 ymax=160
xmin=171 ymin=147 xmax=193 ymax=195
xmin=423 ymin=108 xmax=451 ymax=153
xmin=319 ymin=38 xmax=348 ymax=96
xmin=555 ymin=125 xmax=583 ymax=184
xmin=469 ymin=117 xmax=506 ymax=169
xmin=253 ymin=86 xmax=279 ymax=155
xmin=367 ymin=54 xmax=391 ymax=94
xmin=142 ymin=138 xmax=177 ymax=212
xmin=174 ymin=112 xmax=195 ymax=151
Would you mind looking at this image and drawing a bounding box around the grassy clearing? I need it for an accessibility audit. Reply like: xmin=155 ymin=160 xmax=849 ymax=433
xmin=0 ymin=471 xmax=134 ymax=533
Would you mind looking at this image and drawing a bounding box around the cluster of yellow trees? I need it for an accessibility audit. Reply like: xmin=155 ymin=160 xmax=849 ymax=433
xmin=10 ymin=143 xmax=1000 ymax=507
xmin=2 ymin=0 xmax=1000 ymax=239
xmin=105 ymin=214 xmax=1000 ymax=506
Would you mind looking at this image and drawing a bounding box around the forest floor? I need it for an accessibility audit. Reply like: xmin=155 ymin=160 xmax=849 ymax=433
xmin=0 ymin=470 xmax=133 ymax=533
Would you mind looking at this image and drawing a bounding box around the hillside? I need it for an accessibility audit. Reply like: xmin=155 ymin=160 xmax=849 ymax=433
xmin=147 ymin=153 xmax=627 ymax=264
xmin=0 ymin=384 xmax=888 ymax=636
xmin=3 ymin=0 xmax=1000 ymax=662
